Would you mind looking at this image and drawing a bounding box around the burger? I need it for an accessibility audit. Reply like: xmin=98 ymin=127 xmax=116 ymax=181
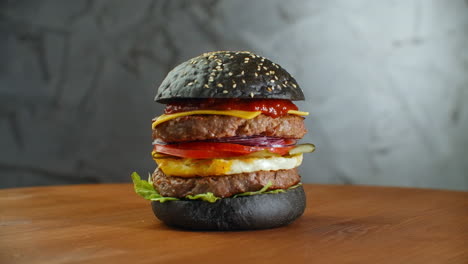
xmin=131 ymin=51 xmax=314 ymax=230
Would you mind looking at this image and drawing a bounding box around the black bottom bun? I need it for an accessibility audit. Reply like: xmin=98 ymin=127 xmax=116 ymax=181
xmin=151 ymin=186 xmax=306 ymax=231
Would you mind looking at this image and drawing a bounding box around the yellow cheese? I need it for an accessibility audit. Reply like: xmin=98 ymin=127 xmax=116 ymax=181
xmin=155 ymin=154 xmax=303 ymax=177
xmin=155 ymin=158 xmax=233 ymax=177
xmin=287 ymin=110 xmax=309 ymax=116
xmin=152 ymin=110 xmax=261 ymax=129
xmin=151 ymin=109 xmax=309 ymax=129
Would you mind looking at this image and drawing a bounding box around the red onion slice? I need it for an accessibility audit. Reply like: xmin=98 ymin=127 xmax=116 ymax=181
xmin=154 ymin=136 xmax=297 ymax=147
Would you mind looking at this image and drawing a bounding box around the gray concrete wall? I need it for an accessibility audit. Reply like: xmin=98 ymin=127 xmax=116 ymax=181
xmin=1 ymin=0 xmax=467 ymax=190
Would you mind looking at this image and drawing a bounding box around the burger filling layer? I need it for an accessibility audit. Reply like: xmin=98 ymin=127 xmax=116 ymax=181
xmin=145 ymin=99 xmax=312 ymax=202
xmin=152 ymin=168 xmax=301 ymax=198
xmin=153 ymin=114 xmax=307 ymax=142
xmin=155 ymin=154 xmax=303 ymax=177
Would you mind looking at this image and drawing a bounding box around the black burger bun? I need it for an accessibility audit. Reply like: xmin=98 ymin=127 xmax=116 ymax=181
xmin=151 ymin=186 xmax=306 ymax=230
xmin=155 ymin=51 xmax=305 ymax=103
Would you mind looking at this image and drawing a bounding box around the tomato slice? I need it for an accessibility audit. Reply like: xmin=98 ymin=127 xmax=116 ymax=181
xmin=153 ymin=142 xmax=294 ymax=159
xmin=263 ymin=146 xmax=294 ymax=156
xmin=153 ymin=145 xmax=243 ymax=159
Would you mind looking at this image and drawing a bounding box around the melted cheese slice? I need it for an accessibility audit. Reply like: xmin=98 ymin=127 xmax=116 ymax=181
xmin=152 ymin=109 xmax=309 ymax=129
xmin=287 ymin=110 xmax=309 ymax=116
xmin=155 ymin=154 xmax=303 ymax=177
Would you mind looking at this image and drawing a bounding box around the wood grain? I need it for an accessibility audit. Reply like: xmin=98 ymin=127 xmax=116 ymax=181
xmin=0 ymin=184 xmax=467 ymax=264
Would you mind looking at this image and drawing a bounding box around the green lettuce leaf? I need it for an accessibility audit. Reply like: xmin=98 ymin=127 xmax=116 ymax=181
xmin=232 ymin=182 xmax=301 ymax=197
xmin=131 ymin=172 xmax=160 ymax=199
xmin=233 ymin=181 xmax=273 ymax=197
xmin=186 ymin=192 xmax=220 ymax=203
xmin=264 ymin=188 xmax=286 ymax=195
xmin=131 ymin=172 xmax=178 ymax=202
xmin=131 ymin=172 xmax=301 ymax=203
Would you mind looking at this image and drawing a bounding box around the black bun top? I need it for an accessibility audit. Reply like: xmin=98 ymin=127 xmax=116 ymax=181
xmin=155 ymin=51 xmax=305 ymax=103
xmin=151 ymin=185 xmax=306 ymax=230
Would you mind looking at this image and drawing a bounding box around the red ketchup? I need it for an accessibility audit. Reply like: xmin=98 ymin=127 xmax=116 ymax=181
xmin=164 ymin=99 xmax=298 ymax=118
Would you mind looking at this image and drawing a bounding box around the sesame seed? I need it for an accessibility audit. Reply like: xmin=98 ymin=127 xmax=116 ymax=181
xmin=267 ymin=87 xmax=272 ymax=92
xmin=292 ymin=83 xmax=297 ymax=88
xmin=233 ymin=83 xmax=237 ymax=88
xmin=228 ymin=72 xmax=233 ymax=76
xmin=270 ymin=79 xmax=275 ymax=83
xmin=223 ymin=90 xmax=228 ymax=94
xmin=257 ymin=66 xmax=261 ymax=71
xmin=274 ymin=76 xmax=278 ymax=80
xmin=217 ymin=83 xmax=223 ymax=88
xmin=282 ymin=84 xmax=286 ymax=87
xmin=270 ymin=70 xmax=275 ymax=74
xmin=204 ymin=84 xmax=210 ymax=88
xmin=241 ymin=71 xmax=245 ymax=75
xmin=263 ymin=66 xmax=268 ymax=70
xmin=208 ymin=76 xmax=214 ymax=82
xmin=242 ymin=79 xmax=246 ymax=84
xmin=250 ymin=92 xmax=254 ymax=98
xmin=255 ymin=72 xmax=258 ymax=77
xmin=188 ymin=82 xmax=193 ymax=86
xmin=265 ymin=72 xmax=270 ymax=76
xmin=275 ymin=65 xmax=280 ymax=68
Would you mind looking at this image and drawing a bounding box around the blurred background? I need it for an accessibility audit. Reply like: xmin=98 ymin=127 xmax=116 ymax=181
xmin=1 ymin=0 xmax=467 ymax=190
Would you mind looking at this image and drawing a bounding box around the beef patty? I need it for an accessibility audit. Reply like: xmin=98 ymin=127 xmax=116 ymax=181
xmin=153 ymin=114 xmax=306 ymax=142
xmin=152 ymin=168 xmax=301 ymax=198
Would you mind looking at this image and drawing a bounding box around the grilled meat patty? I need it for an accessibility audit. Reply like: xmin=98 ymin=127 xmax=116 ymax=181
xmin=153 ymin=114 xmax=307 ymax=142
xmin=152 ymin=168 xmax=301 ymax=198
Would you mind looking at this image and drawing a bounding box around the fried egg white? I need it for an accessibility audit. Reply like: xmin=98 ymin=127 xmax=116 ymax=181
xmin=155 ymin=154 xmax=303 ymax=177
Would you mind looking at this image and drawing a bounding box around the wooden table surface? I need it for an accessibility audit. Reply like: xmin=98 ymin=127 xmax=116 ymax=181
xmin=1 ymin=184 xmax=467 ymax=264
